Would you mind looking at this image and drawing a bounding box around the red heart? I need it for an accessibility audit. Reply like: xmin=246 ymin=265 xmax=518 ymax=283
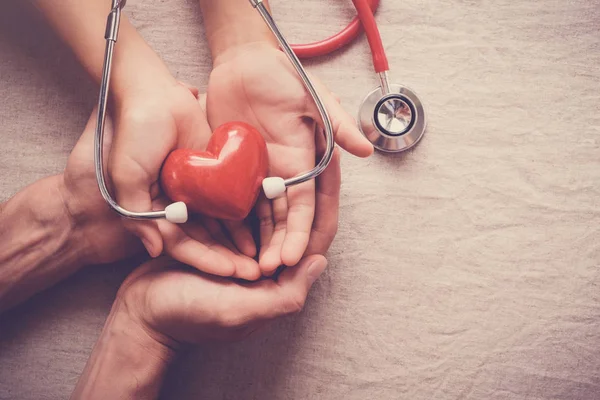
xmin=160 ymin=121 xmax=269 ymax=221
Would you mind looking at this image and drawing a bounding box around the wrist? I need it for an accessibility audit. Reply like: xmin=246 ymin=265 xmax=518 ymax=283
xmin=209 ymin=28 xmax=278 ymax=66
xmin=212 ymin=39 xmax=279 ymax=68
xmin=100 ymin=15 xmax=179 ymax=107
xmin=118 ymin=284 xmax=182 ymax=355
xmin=34 ymin=176 xmax=88 ymax=269
xmin=31 ymin=1 xmax=177 ymax=105
xmin=201 ymin=0 xmax=278 ymax=65
xmin=72 ymin=300 xmax=176 ymax=400
xmin=109 ymin=300 xmax=178 ymax=364
xmin=0 ymin=175 xmax=87 ymax=312
xmin=56 ymin=174 xmax=95 ymax=266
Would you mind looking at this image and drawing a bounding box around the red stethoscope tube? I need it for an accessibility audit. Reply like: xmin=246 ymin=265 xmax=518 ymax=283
xmin=290 ymin=0 xmax=389 ymax=73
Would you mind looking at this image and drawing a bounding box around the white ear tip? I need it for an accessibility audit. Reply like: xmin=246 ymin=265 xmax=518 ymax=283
xmin=165 ymin=202 xmax=188 ymax=224
xmin=263 ymin=177 xmax=286 ymax=199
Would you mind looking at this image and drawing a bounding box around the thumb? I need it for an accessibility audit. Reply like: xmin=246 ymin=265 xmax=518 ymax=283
xmin=252 ymin=255 xmax=328 ymax=320
xmin=308 ymin=77 xmax=374 ymax=158
xmin=220 ymin=255 xmax=328 ymax=331
xmin=278 ymin=254 xmax=328 ymax=293
xmin=111 ymin=173 xmax=163 ymax=258
xmin=109 ymin=135 xmax=164 ymax=259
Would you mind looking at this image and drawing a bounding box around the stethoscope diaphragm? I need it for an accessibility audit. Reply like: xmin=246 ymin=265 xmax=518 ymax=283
xmin=358 ymin=84 xmax=427 ymax=153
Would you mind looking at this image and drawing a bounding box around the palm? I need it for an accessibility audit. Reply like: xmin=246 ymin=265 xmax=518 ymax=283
xmin=207 ymin=43 xmax=318 ymax=272
xmin=208 ymin=48 xmax=316 ymax=175
xmin=110 ymin=85 xmax=260 ymax=280
xmin=120 ymin=255 xmax=326 ymax=345
xmin=127 ymin=261 xmax=262 ymax=343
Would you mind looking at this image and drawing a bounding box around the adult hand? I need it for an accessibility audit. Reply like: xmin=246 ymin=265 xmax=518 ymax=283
xmin=71 ymin=253 xmax=328 ymax=399
xmin=206 ymin=42 xmax=373 ymax=273
xmin=122 ymin=253 xmax=327 ymax=346
xmin=95 ymin=138 xmax=340 ymax=342
xmin=70 ymin=137 xmax=340 ymax=399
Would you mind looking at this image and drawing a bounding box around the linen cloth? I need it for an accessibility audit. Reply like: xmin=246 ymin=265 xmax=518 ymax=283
xmin=1 ymin=0 xmax=599 ymax=398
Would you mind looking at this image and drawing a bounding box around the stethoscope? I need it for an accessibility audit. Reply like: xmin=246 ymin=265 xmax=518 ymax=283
xmin=95 ymin=0 xmax=426 ymax=224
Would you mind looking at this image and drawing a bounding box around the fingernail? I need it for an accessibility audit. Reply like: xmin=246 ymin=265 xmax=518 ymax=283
xmin=307 ymin=258 xmax=328 ymax=286
xmin=141 ymin=238 xmax=155 ymax=258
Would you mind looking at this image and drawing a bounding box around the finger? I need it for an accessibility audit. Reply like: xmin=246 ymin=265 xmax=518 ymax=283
xmin=124 ymin=213 xmax=163 ymax=258
xmin=201 ymin=217 xmax=238 ymax=253
xmin=281 ymin=179 xmax=315 ymax=267
xmin=226 ymin=255 xmax=328 ymax=325
xmin=157 ymin=218 xmax=237 ymax=277
xmin=181 ymin=220 xmax=261 ymax=281
xmin=308 ymin=78 xmax=374 ymax=158
xmin=306 ymin=147 xmax=341 ymax=255
xmin=257 ymin=194 xmax=274 ymax=254
xmin=156 ymin=190 xmax=261 ymax=281
xmin=259 ymin=195 xmax=288 ymax=274
xmin=177 ymin=81 xmax=200 ymax=99
xmin=222 ymin=220 xmax=257 ymax=258
xmin=232 ymin=255 xmax=262 ymax=282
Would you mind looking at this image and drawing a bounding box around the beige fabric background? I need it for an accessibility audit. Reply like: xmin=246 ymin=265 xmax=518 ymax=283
xmin=1 ymin=0 xmax=600 ymax=399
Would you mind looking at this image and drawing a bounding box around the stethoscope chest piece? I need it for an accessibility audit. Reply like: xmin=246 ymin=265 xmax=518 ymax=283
xmin=359 ymin=84 xmax=426 ymax=153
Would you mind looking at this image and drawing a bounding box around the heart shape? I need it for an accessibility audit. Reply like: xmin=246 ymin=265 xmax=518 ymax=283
xmin=160 ymin=121 xmax=269 ymax=221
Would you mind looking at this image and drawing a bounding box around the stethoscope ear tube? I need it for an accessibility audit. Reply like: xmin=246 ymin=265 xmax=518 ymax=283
xmin=250 ymin=0 xmax=335 ymax=199
xmin=94 ymin=0 xmax=335 ymax=222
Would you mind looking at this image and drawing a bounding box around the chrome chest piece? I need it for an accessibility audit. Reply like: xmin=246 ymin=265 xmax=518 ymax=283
xmin=358 ymin=74 xmax=427 ymax=153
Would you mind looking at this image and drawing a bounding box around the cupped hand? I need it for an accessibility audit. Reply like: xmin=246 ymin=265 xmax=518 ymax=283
xmin=206 ymin=42 xmax=373 ymax=274
xmin=115 ymin=141 xmax=341 ymax=345
xmin=118 ymin=253 xmax=327 ymax=345
xmin=68 ymin=137 xmax=340 ymax=400
xmin=109 ymin=80 xmax=261 ymax=280
xmin=64 ymin=92 xmax=260 ymax=280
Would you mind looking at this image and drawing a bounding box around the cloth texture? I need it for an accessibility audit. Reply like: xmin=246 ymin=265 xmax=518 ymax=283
xmin=1 ymin=0 xmax=599 ymax=399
